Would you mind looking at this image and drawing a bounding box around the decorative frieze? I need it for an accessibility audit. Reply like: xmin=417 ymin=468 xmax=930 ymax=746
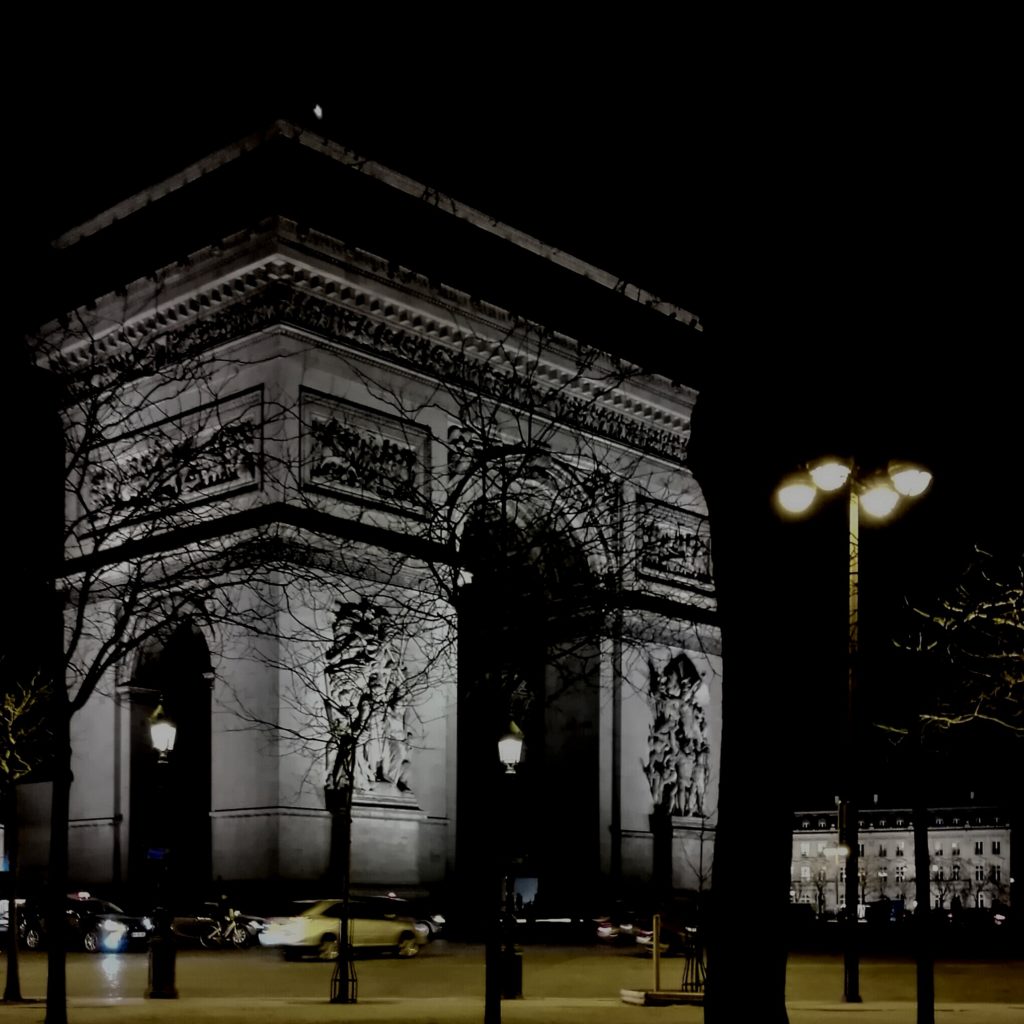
xmin=79 ymin=276 xmax=689 ymax=465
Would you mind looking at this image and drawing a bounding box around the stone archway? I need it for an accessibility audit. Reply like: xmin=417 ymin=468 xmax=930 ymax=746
xmin=127 ymin=619 xmax=212 ymax=903
xmin=455 ymin=497 xmax=602 ymax=929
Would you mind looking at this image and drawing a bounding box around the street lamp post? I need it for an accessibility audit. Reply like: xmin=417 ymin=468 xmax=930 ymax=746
xmin=776 ymin=458 xmax=931 ymax=1004
xmin=485 ymin=725 xmax=524 ymax=1024
xmin=146 ymin=703 xmax=178 ymax=1000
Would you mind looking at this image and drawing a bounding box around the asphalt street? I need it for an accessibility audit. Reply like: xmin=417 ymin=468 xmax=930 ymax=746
xmin=1 ymin=943 xmax=1022 ymax=1022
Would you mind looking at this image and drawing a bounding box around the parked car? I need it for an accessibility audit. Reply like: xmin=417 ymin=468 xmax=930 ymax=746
xmin=19 ymin=892 xmax=153 ymax=953
xmin=259 ymin=898 xmax=429 ymax=960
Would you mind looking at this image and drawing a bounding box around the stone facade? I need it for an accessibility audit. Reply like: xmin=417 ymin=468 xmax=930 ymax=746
xmin=19 ymin=122 xmax=720 ymax=911
xmin=791 ymin=806 xmax=1012 ymax=916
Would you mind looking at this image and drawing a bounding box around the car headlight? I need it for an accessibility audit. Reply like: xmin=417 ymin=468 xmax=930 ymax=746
xmin=100 ymin=919 xmax=127 ymax=934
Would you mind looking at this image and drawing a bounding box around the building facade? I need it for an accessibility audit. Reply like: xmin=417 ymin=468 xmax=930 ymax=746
xmin=791 ymin=805 xmax=1012 ymax=916
xmin=18 ymin=120 xmax=720 ymax=913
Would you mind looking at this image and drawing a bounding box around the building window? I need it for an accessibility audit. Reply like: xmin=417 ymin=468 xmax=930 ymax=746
xmin=935 ymin=844 xmax=943 ymax=857
xmin=895 ymin=865 xmax=906 ymax=882
xmin=817 ymin=818 xmax=827 ymax=829
xmin=878 ymin=844 xmax=888 ymax=857
xmin=992 ymin=841 xmax=1001 ymax=855
xmin=952 ymin=817 xmax=960 ymax=826
xmin=817 ymin=842 xmax=827 ymax=856
xmin=975 ymin=865 xmax=986 ymax=882
xmin=993 ymin=865 xmax=1001 ymax=882
xmin=800 ymin=842 xmax=810 ymax=858
xmin=896 ymin=841 xmax=905 ymax=857
xmin=801 ymin=865 xmax=811 ymax=881
xmin=951 ymin=841 xmax=960 ymax=857
xmin=840 ymin=867 xmax=846 ymax=883
xmin=818 ymin=869 xmax=827 ymax=882
xmin=952 ymin=864 xmax=960 ymax=881
xmin=896 ymin=818 xmax=905 ymax=827
xmin=936 ymin=817 xmax=945 ymax=826
xmin=936 ymin=867 xmax=945 ymax=881
xmin=801 ymin=819 xmax=810 ymax=829
xmin=857 ymin=843 xmax=864 ymax=858
xmin=975 ymin=841 xmax=984 ymax=856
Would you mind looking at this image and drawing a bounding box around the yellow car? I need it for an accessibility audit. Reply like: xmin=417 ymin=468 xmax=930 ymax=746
xmin=259 ymin=899 xmax=428 ymax=960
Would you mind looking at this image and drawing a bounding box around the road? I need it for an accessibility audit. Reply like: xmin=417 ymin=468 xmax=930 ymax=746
xmin=4 ymin=942 xmax=1023 ymax=1005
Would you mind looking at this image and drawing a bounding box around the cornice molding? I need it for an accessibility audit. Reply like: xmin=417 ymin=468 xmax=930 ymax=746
xmin=49 ymin=253 xmax=693 ymax=465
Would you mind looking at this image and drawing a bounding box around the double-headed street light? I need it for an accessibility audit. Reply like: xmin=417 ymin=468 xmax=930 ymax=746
xmin=776 ymin=457 xmax=931 ymax=1004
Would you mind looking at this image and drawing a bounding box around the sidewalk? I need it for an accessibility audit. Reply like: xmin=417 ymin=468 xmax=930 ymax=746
xmin=4 ymin=995 xmax=1024 ymax=1023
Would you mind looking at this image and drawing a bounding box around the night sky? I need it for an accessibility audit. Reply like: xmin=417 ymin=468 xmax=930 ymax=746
xmin=9 ymin=60 xmax=1019 ymax=808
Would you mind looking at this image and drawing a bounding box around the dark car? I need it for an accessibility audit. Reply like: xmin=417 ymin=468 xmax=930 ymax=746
xmin=19 ymin=892 xmax=153 ymax=953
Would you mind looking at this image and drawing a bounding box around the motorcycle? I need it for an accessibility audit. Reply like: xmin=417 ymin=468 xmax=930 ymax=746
xmin=199 ymin=906 xmax=255 ymax=949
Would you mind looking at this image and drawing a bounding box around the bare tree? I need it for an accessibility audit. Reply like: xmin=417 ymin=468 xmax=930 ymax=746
xmin=24 ymin=281 xmax=303 ymax=1024
xmin=22 ymin=194 xmax=714 ymax=1021
xmin=218 ymin=314 xmax=718 ymax=1008
xmin=1 ymin=665 xmax=52 ymax=1002
xmin=899 ymin=548 xmax=1023 ymax=735
xmin=871 ymin=547 xmax=1023 ymax=1024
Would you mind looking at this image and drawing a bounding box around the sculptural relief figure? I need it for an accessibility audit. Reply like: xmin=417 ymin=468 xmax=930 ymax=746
xmin=324 ymin=597 xmax=414 ymax=795
xmin=310 ymin=415 xmax=419 ymax=505
xmin=643 ymin=652 xmax=710 ymax=817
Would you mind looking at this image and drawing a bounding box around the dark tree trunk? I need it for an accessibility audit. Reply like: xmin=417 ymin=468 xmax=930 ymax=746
xmin=3 ymin=787 xmax=23 ymax=1002
xmin=327 ymin=779 xmax=357 ymax=1004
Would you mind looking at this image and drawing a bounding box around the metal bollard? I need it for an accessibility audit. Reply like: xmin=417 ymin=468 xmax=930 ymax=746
xmin=500 ymin=943 xmax=523 ymax=999
xmin=146 ymin=907 xmax=178 ymax=999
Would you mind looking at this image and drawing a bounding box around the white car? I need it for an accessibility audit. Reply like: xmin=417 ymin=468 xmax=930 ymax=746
xmin=259 ymin=899 xmax=428 ymax=960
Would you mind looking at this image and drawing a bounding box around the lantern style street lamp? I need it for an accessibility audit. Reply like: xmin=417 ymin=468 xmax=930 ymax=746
xmin=149 ymin=704 xmax=177 ymax=764
xmin=776 ymin=457 xmax=931 ymax=1004
xmin=146 ymin=702 xmax=178 ymax=999
xmin=485 ymin=723 xmax=525 ymax=1024
xmin=498 ymin=727 xmax=524 ymax=775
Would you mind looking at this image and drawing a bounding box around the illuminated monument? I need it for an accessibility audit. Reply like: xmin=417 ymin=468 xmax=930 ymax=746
xmin=21 ymin=120 xmax=720 ymax=910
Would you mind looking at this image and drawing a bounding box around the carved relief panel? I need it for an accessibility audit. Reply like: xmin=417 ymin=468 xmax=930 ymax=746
xmin=301 ymin=389 xmax=431 ymax=514
xmin=81 ymin=387 xmax=263 ymax=528
xmin=642 ymin=650 xmax=711 ymax=818
xmin=636 ymin=498 xmax=713 ymax=591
